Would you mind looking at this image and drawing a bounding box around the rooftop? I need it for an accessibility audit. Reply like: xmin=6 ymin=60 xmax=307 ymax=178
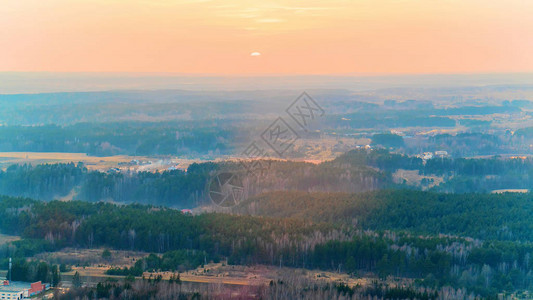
xmin=0 ymin=281 xmax=31 ymax=292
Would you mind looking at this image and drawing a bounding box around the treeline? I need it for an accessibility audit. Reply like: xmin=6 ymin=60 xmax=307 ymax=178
xmin=236 ymin=190 xmax=533 ymax=242
xmin=0 ymin=195 xmax=341 ymax=263
xmin=53 ymin=276 xmax=464 ymax=300
xmin=333 ymin=149 xmax=533 ymax=193
xmin=328 ymin=110 xmax=456 ymax=129
xmin=333 ymin=148 xmax=533 ymax=176
xmin=329 ymin=104 xmax=519 ymax=130
xmin=106 ymin=250 xmax=208 ymax=276
xmin=0 ymin=162 xmax=213 ymax=207
xmin=0 ymin=158 xmax=392 ymax=206
xmin=6 ymin=259 xmax=60 ymax=286
xmin=425 ymin=133 xmax=508 ymax=157
xmin=0 ymin=122 xmax=239 ymax=156
xmin=6 ymin=149 xmax=533 ymax=203
xmin=0 ymin=89 xmax=305 ymax=126
xmin=0 ymin=163 xmax=86 ymax=201
xmin=330 ymin=149 xmax=422 ymax=172
xmin=6 ymin=149 xmax=533 ymax=204
xmin=313 ymin=236 xmax=533 ymax=296
xmin=371 ymin=133 xmax=405 ymax=148
xmin=413 ymin=131 xmax=533 ymax=158
xmin=235 ymin=190 xmax=533 ymax=294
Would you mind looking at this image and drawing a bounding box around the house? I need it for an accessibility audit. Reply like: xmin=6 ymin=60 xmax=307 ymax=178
xmin=434 ymin=151 xmax=448 ymax=157
xmin=422 ymin=152 xmax=434 ymax=160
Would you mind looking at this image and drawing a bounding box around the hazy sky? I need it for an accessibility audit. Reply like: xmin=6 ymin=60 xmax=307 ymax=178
xmin=1 ymin=0 xmax=532 ymax=74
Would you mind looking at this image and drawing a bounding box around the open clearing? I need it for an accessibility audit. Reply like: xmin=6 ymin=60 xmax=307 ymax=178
xmin=0 ymin=151 xmax=334 ymax=173
xmin=0 ymin=152 xmax=144 ymax=170
xmin=0 ymin=152 xmax=203 ymax=172
xmin=64 ymin=260 xmax=402 ymax=289
xmin=35 ymin=248 xmax=148 ymax=266
xmin=0 ymin=233 xmax=20 ymax=246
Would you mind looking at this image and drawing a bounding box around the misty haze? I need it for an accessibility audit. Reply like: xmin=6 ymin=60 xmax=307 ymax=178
xmin=1 ymin=1 xmax=532 ymax=299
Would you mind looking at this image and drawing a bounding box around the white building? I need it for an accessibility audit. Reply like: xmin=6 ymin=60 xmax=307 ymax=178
xmin=434 ymin=150 xmax=448 ymax=157
xmin=0 ymin=283 xmax=25 ymax=300
xmin=0 ymin=281 xmax=48 ymax=299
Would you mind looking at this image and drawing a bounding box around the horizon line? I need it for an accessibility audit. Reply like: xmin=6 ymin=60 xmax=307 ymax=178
xmin=2 ymin=71 xmax=533 ymax=78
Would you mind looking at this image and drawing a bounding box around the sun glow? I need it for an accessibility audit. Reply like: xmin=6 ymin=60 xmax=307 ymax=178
xmin=0 ymin=0 xmax=531 ymax=74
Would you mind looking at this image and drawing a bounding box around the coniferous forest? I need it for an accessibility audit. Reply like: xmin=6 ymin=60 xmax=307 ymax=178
xmin=2 ymin=0 xmax=533 ymax=296
xmin=2 ymin=91 xmax=533 ymax=299
xmin=3 ymin=188 xmax=533 ymax=297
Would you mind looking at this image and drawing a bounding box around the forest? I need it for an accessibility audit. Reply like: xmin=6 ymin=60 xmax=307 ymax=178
xmin=2 ymin=190 xmax=533 ymax=297
xmin=1 ymin=89 xmax=532 ymax=161
xmin=1 ymin=7 xmax=532 ymax=298
xmin=52 ymin=276 xmax=445 ymax=300
xmin=0 ymin=155 xmax=391 ymax=206
xmin=3 ymin=149 xmax=533 ymax=297
xmin=4 ymin=149 xmax=533 ymax=207
xmin=0 ymin=122 xmax=239 ymax=156
xmin=235 ymin=190 xmax=533 ymax=241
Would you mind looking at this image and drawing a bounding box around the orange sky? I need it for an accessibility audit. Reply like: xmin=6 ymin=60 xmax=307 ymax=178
xmin=1 ymin=0 xmax=532 ymax=74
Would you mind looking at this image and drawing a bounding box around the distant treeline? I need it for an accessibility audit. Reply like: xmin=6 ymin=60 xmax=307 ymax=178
xmin=369 ymin=131 xmax=533 ymax=157
xmin=4 ymin=149 xmax=533 ymax=205
xmin=0 ymin=90 xmax=279 ymax=125
xmin=0 ymin=122 xmax=240 ymax=156
xmin=0 ymin=122 xmax=529 ymax=158
xmin=333 ymin=149 xmax=533 ymax=193
xmin=0 ymin=162 xmax=211 ymax=207
xmin=329 ymin=105 xmax=521 ymax=130
xmin=0 ymin=153 xmax=393 ymax=206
